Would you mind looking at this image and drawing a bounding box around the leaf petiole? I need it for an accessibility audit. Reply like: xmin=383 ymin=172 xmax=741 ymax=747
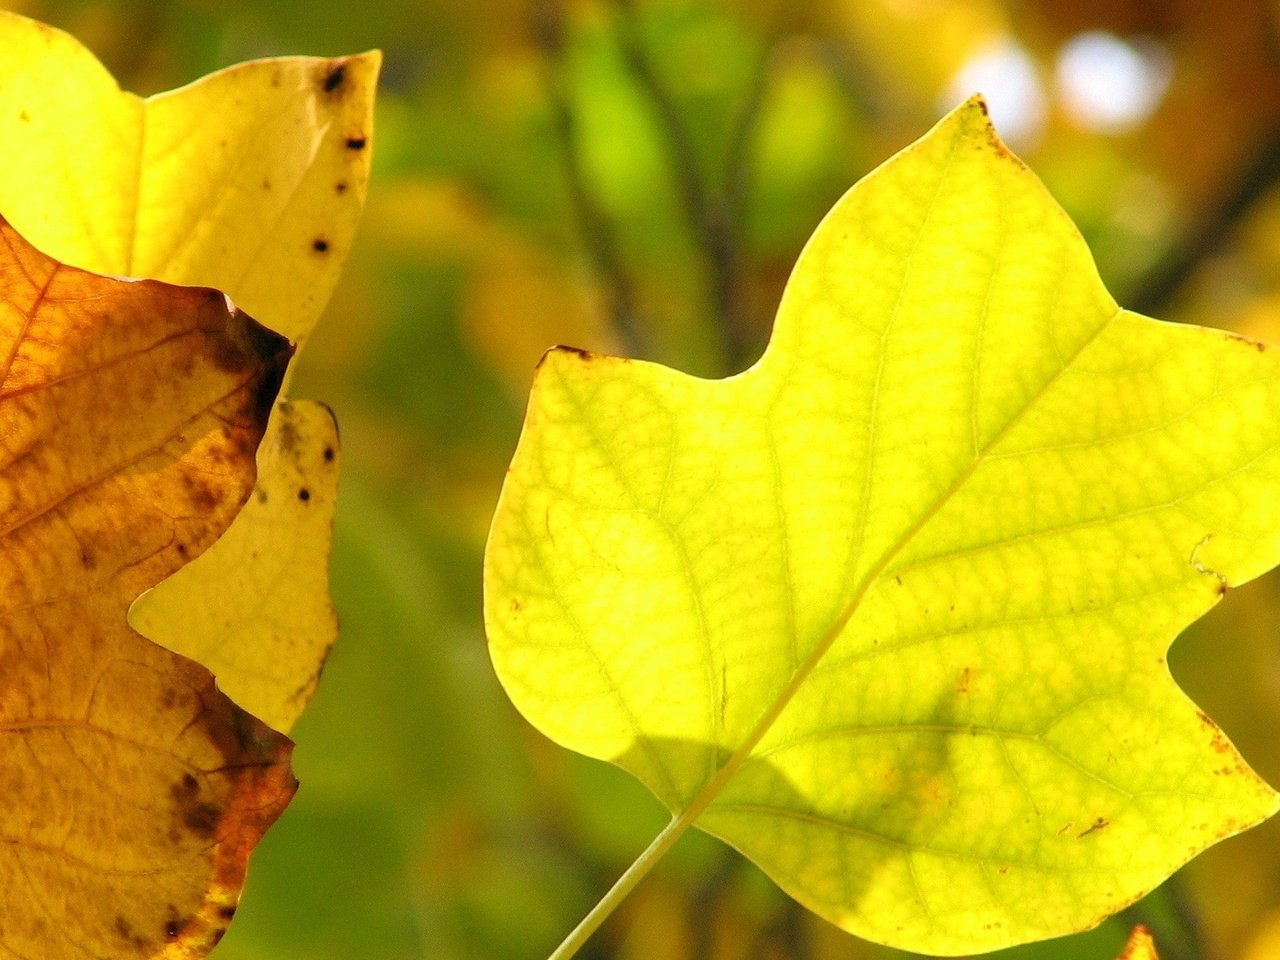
xmin=549 ymin=813 xmax=688 ymax=960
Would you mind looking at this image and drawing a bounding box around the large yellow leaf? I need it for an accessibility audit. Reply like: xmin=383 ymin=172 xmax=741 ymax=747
xmin=0 ymin=12 xmax=378 ymax=345
xmin=484 ymin=98 xmax=1280 ymax=954
xmin=0 ymin=12 xmax=378 ymax=730
xmin=0 ymin=218 xmax=294 ymax=958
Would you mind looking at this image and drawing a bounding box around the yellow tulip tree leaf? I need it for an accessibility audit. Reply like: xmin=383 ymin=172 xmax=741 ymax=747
xmin=0 ymin=11 xmax=378 ymax=345
xmin=1118 ymin=925 xmax=1160 ymax=960
xmin=0 ymin=12 xmax=378 ymax=730
xmin=0 ymin=218 xmax=295 ymax=958
xmin=130 ymin=401 xmax=340 ymax=732
xmin=484 ymin=98 xmax=1280 ymax=955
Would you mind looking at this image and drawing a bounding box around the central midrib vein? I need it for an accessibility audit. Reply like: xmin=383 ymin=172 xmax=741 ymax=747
xmin=667 ymin=300 xmax=1124 ymax=845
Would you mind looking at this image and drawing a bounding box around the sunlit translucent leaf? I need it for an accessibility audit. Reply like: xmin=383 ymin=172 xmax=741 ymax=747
xmin=0 ymin=12 xmax=378 ymax=344
xmin=484 ymin=98 xmax=1280 ymax=953
xmin=0 ymin=218 xmax=293 ymax=958
xmin=0 ymin=12 xmax=377 ymax=729
xmin=130 ymin=401 xmax=340 ymax=732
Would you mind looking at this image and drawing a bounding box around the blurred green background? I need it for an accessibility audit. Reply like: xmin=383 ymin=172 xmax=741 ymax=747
xmin=8 ymin=0 xmax=1280 ymax=958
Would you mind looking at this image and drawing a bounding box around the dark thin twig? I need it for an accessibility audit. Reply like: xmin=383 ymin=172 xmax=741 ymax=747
xmin=774 ymin=895 xmax=807 ymax=959
xmin=740 ymin=889 xmax=808 ymax=960
xmin=686 ymin=847 xmax=740 ymax=959
xmin=812 ymin=37 xmax=882 ymax=127
xmin=1128 ymin=120 xmax=1280 ymax=317
xmin=1163 ymin=874 xmax=1214 ymax=960
xmin=717 ymin=38 xmax=775 ymax=370
xmin=532 ymin=0 xmax=646 ymax=357
xmin=609 ymin=0 xmax=752 ymax=373
xmin=1118 ymin=878 xmax=1212 ymax=960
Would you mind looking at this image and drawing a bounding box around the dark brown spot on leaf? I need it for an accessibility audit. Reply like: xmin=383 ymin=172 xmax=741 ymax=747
xmin=323 ymin=62 xmax=346 ymax=93
xmin=323 ymin=445 xmax=335 ymax=462
xmin=557 ymin=345 xmax=595 ymax=362
xmin=335 ymin=181 xmax=348 ymax=194
xmin=312 ymin=238 xmax=329 ymax=253
xmin=298 ymin=487 xmax=311 ymax=502
xmin=184 ymin=802 xmax=221 ymax=836
xmin=113 ymin=915 xmax=147 ymax=950
xmin=172 ymin=773 xmax=221 ymax=837
xmin=181 ymin=471 xmax=221 ymax=514
xmin=537 ymin=345 xmax=597 ymax=372
xmin=203 ymin=307 xmax=293 ymax=431
xmin=204 ymin=305 xmax=292 ymax=389
xmin=1077 ymin=817 xmax=1108 ymax=838
xmin=345 ymin=135 xmax=367 ymax=150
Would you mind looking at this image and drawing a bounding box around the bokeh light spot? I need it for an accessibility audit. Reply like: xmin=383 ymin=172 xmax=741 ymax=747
xmin=1055 ymin=31 xmax=1172 ymax=133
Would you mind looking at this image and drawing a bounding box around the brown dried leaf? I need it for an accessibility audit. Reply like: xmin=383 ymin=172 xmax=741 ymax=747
xmin=0 ymin=218 xmax=294 ymax=958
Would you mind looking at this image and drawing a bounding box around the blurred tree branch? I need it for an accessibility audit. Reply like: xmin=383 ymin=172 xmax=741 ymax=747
xmin=1120 ymin=884 xmax=1207 ymax=960
xmin=533 ymin=0 xmax=647 ymax=358
xmin=687 ymin=848 xmax=739 ymax=959
xmin=720 ymin=38 xmax=773 ymax=369
xmin=610 ymin=0 xmax=774 ymax=373
xmin=1129 ymin=121 xmax=1280 ymax=317
xmin=745 ymin=894 xmax=807 ymax=960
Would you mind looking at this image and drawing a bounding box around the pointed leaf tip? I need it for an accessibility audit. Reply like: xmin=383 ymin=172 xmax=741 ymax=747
xmin=1117 ymin=925 xmax=1159 ymax=960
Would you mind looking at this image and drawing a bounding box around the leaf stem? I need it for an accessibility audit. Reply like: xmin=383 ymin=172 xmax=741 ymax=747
xmin=548 ymin=814 xmax=685 ymax=960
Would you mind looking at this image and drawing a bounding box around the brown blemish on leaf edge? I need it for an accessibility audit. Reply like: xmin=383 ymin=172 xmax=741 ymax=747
xmin=537 ymin=345 xmax=600 ymax=372
xmin=200 ymin=303 xmax=293 ymax=433
xmin=322 ymin=61 xmax=347 ymax=94
xmin=161 ymin=677 xmax=296 ymax=956
xmin=1220 ymin=329 xmax=1271 ymax=352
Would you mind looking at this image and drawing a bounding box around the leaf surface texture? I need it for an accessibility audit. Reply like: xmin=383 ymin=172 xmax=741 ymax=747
xmin=0 ymin=219 xmax=294 ymax=958
xmin=485 ymin=99 xmax=1280 ymax=954
xmin=0 ymin=12 xmax=376 ymax=729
